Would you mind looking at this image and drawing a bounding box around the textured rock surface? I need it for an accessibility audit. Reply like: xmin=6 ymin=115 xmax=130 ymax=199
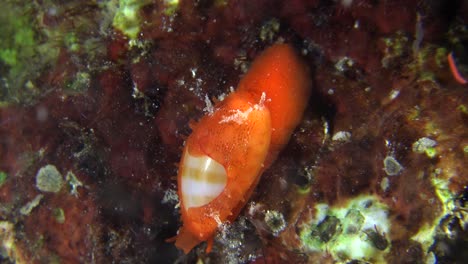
xmin=0 ymin=0 xmax=466 ymax=263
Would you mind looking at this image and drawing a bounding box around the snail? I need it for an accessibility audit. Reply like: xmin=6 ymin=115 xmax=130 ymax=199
xmin=170 ymin=44 xmax=311 ymax=253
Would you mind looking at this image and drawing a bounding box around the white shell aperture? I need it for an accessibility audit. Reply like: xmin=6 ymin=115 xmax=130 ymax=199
xmin=180 ymin=148 xmax=227 ymax=209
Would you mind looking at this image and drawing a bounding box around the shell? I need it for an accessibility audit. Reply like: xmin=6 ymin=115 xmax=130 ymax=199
xmin=174 ymin=91 xmax=272 ymax=253
xmin=170 ymin=44 xmax=311 ymax=254
xmin=180 ymin=147 xmax=227 ymax=209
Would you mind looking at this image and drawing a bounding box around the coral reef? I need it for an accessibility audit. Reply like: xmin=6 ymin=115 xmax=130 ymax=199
xmin=0 ymin=0 xmax=467 ymax=263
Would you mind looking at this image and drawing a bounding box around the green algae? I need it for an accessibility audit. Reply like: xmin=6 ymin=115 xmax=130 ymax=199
xmin=0 ymin=2 xmax=39 ymax=104
xmin=112 ymin=0 xmax=152 ymax=40
xmin=0 ymin=171 xmax=7 ymax=187
xmin=52 ymin=208 xmax=65 ymax=224
xmin=0 ymin=1 xmax=59 ymax=105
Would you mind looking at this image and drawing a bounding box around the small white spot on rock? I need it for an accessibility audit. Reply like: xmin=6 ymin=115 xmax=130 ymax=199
xmin=203 ymin=95 xmax=214 ymax=115
xmin=36 ymin=105 xmax=48 ymax=122
xmin=264 ymin=210 xmax=286 ymax=236
xmin=20 ymin=194 xmax=44 ymax=215
xmin=162 ymin=188 xmax=179 ymax=205
xmin=381 ymin=177 xmax=390 ymax=192
xmin=412 ymin=137 xmax=437 ymax=153
xmin=388 ymin=89 xmax=400 ymax=101
xmin=383 ymin=156 xmax=403 ymax=176
xmin=36 ymin=164 xmax=63 ymax=193
xmin=341 ymin=0 xmax=353 ymax=8
xmin=332 ymin=131 xmax=352 ymax=142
